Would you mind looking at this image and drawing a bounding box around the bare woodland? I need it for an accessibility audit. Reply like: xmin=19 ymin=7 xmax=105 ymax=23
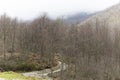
xmin=0 ymin=13 xmax=120 ymax=80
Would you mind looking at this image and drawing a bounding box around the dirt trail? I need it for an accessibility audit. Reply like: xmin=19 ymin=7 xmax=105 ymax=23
xmin=22 ymin=61 xmax=68 ymax=80
xmin=0 ymin=61 xmax=67 ymax=80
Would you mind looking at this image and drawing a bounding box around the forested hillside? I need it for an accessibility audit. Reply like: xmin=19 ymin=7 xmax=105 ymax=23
xmin=1 ymin=3 xmax=120 ymax=80
xmin=0 ymin=14 xmax=67 ymax=72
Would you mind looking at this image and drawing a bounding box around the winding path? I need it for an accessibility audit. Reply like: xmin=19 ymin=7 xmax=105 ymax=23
xmin=0 ymin=61 xmax=67 ymax=80
xmin=22 ymin=61 xmax=68 ymax=80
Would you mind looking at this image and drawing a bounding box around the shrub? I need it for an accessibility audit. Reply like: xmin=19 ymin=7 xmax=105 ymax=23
xmin=0 ymin=54 xmax=57 ymax=71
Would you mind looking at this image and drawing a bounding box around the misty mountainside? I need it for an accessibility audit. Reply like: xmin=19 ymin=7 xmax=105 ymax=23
xmin=65 ymin=12 xmax=96 ymax=24
xmin=78 ymin=3 xmax=120 ymax=34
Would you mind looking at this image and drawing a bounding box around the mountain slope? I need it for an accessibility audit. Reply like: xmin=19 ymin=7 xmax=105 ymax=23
xmin=78 ymin=3 xmax=120 ymax=27
xmin=65 ymin=12 xmax=96 ymax=24
xmin=78 ymin=3 xmax=120 ymax=40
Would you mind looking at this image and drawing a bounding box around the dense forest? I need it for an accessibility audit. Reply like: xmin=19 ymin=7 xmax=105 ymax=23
xmin=0 ymin=13 xmax=120 ymax=80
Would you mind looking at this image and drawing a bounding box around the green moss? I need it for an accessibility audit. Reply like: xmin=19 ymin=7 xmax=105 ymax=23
xmin=0 ymin=71 xmax=40 ymax=80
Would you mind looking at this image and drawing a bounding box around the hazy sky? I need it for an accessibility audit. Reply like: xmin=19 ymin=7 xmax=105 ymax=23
xmin=0 ymin=0 xmax=119 ymax=20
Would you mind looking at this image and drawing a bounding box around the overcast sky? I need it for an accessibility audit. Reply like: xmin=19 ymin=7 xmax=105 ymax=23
xmin=0 ymin=0 xmax=119 ymax=20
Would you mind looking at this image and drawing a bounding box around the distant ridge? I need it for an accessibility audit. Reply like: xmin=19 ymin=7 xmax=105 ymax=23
xmin=77 ymin=3 xmax=120 ymax=40
xmin=78 ymin=3 xmax=120 ymax=28
xmin=65 ymin=12 xmax=96 ymax=24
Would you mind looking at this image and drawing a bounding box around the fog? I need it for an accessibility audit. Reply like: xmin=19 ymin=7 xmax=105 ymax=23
xmin=0 ymin=0 xmax=119 ymax=20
